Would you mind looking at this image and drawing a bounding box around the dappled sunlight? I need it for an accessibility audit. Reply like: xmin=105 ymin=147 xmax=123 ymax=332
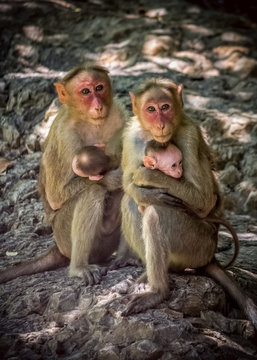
xmin=14 ymin=44 xmax=37 ymax=67
xmin=4 ymin=71 xmax=66 ymax=80
xmin=1 ymin=1 xmax=257 ymax=358
xmin=43 ymin=0 xmax=77 ymax=10
xmin=19 ymin=321 xmax=61 ymax=340
xmin=186 ymin=92 xmax=255 ymax=143
xmin=143 ymin=34 xmax=176 ymax=57
xmin=185 ymin=93 xmax=210 ymax=108
xmin=182 ymin=23 xmax=215 ymax=37
xmin=23 ymin=25 xmax=44 ymax=42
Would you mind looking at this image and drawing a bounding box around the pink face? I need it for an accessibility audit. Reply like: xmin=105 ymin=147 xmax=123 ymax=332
xmin=145 ymin=144 xmax=183 ymax=178
xmin=138 ymin=87 xmax=178 ymax=143
xmin=66 ymin=71 xmax=112 ymax=124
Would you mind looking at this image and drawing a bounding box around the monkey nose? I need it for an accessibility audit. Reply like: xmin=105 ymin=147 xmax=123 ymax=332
xmin=158 ymin=121 xmax=165 ymax=130
xmin=95 ymin=105 xmax=103 ymax=112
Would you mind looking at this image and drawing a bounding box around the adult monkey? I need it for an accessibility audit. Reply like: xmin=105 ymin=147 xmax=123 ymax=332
xmin=0 ymin=62 xmax=128 ymax=285
xmin=120 ymin=78 xmax=257 ymax=328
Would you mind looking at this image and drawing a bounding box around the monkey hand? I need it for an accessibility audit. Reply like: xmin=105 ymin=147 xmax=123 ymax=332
xmin=100 ymin=167 xmax=123 ymax=190
xmin=133 ymin=166 xmax=170 ymax=189
xmin=128 ymin=183 xmax=167 ymax=207
xmin=157 ymin=193 xmax=200 ymax=216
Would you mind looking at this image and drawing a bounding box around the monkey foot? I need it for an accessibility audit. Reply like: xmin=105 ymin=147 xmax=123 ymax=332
xmin=69 ymin=264 xmax=107 ymax=286
xmin=121 ymin=291 xmax=165 ymax=316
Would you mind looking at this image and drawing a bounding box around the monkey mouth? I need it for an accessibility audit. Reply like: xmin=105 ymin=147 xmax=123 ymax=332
xmin=153 ymin=133 xmax=172 ymax=143
xmin=93 ymin=115 xmax=107 ymax=119
xmin=91 ymin=116 xmax=108 ymax=122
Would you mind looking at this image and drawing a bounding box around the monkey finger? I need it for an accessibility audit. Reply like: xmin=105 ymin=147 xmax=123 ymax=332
xmin=82 ymin=265 xmax=103 ymax=285
xmin=83 ymin=270 xmax=96 ymax=286
xmin=121 ymin=291 xmax=165 ymax=317
xmin=158 ymin=193 xmax=182 ymax=204
xmin=121 ymin=294 xmax=146 ymax=316
xmin=158 ymin=194 xmax=188 ymax=209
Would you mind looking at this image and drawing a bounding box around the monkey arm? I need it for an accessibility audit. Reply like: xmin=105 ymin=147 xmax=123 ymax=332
xmin=133 ymin=125 xmax=217 ymax=213
xmin=42 ymin=125 xmax=91 ymax=208
xmin=133 ymin=161 xmax=215 ymax=213
xmin=100 ymin=167 xmax=123 ymax=191
xmin=122 ymin=163 xmax=171 ymax=208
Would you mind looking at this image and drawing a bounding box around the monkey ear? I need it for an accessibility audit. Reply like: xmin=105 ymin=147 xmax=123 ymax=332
xmin=177 ymin=84 xmax=184 ymax=108
xmin=129 ymin=91 xmax=138 ymax=116
xmin=143 ymin=156 xmax=157 ymax=169
xmin=54 ymin=82 xmax=68 ymax=104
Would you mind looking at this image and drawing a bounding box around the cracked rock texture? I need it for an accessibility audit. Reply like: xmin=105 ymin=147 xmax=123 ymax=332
xmin=0 ymin=0 xmax=257 ymax=359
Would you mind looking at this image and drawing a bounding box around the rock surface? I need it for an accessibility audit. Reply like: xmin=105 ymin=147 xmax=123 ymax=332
xmin=0 ymin=0 xmax=257 ymax=359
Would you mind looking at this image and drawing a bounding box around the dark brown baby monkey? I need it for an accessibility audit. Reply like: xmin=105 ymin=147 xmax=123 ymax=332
xmin=72 ymin=145 xmax=119 ymax=181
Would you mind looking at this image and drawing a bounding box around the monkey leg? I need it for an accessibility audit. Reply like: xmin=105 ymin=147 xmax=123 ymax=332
xmin=122 ymin=205 xmax=170 ymax=316
xmin=68 ymin=184 xmax=107 ymax=284
xmin=109 ymin=234 xmax=142 ymax=270
xmin=0 ymin=245 xmax=69 ymax=284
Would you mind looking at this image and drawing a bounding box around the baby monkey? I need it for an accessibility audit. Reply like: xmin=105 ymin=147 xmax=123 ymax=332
xmin=72 ymin=145 xmax=118 ymax=180
xmin=139 ymin=141 xmax=215 ymax=218
xmin=138 ymin=141 xmax=183 ymax=214
xmin=143 ymin=141 xmax=183 ymax=178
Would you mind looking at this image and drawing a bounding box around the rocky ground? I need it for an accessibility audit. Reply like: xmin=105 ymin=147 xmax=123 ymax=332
xmin=0 ymin=0 xmax=257 ymax=359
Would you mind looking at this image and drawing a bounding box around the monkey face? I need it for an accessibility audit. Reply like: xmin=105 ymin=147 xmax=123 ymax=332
xmin=66 ymin=71 xmax=113 ymax=124
xmin=135 ymin=87 xmax=179 ymax=143
xmin=157 ymin=150 xmax=183 ymax=178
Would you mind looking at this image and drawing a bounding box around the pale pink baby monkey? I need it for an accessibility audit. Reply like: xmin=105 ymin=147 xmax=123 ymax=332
xmin=139 ymin=141 xmax=216 ymax=217
xmin=143 ymin=142 xmax=183 ymax=178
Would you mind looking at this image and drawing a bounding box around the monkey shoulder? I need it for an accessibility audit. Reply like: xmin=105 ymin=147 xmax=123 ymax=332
xmin=174 ymin=119 xmax=200 ymax=153
xmin=43 ymin=109 xmax=81 ymax=173
xmin=123 ymin=118 xmax=146 ymax=158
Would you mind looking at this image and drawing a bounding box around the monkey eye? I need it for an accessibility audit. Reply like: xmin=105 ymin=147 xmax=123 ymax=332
xmin=147 ymin=106 xmax=155 ymax=112
xmin=81 ymin=88 xmax=90 ymax=95
xmin=179 ymin=161 xmax=182 ymax=165
xmin=171 ymin=163 xmax=177 ymax=169
xmin=96 ymin=84 xmax=103 ymax=92
xmin=161 ymin=104 xmax=170 ymax=111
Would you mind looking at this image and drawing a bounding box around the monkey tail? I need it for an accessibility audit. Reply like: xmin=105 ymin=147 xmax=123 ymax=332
xmin=0 ymin=245 xmax=69 ymax=284
xmin=205 ymin=259 xmax=257 ymax=330
xmin=206 ymin=216 xmax=239 ymax=269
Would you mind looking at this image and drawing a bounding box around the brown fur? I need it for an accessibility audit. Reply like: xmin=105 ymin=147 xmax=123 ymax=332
xmin=0 ymin=62 xmax=128 ymax=284
xmin=120 ymin=78 xmax=257 ymax=329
